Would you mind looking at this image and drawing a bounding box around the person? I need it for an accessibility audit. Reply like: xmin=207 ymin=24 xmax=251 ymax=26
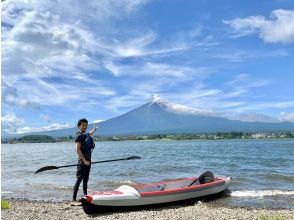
xmin=71 ymin=118 xmax=97 ymax=206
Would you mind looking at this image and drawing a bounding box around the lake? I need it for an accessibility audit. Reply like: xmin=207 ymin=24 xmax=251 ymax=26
xmin=1 ymin=139 xmax=293 ymax=209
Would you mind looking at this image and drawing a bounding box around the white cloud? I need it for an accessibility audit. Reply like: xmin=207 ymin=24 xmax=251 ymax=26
xmin=226 ymin=74 xmax=271 ymax=97
xmin=93 ymin=119 xmax=104 ymax=123
xmin=114 ymin=32 xmax=157 ymax=57
xmin=147 ymin=94 xmax=217 ymax=116
xmin=2 ymin=10 xmax=100 ymax=81
xmin=1 ymin=113 xmax=25 ymax=134
xmin=16 ymin=123 xmax=73 ymax=134
xmin=166 ymin=102 xmax=215 ymax=116
xmin=224 ymin=9 xmax=294 ymax=44
xmin=1 ymin=0 xmax=189 ymax=114
xmin=227 ymin=112 xmax=280 ymax=123
xmin=258 ymin=101 xmax=294 ymax=109
xmin=162 ymin=87 xmax=223 ymax=112
xmin=218 ymin=101 xmax=294 ymax=114
xmin=1 ymin=113 xmax=73 ymax=134
xmin=147 ymin=95 xmax=283 ymax=123
xmin=104 ymin=60 xmax=211 ymax=79
xmin=1 ymin=81 xmax=40 ymax=109
xmin=212 ymin=48 xmax=289 ymax=63
xmin=104 ymin=95 xmax=144 ymax=113
xmin=103 ymin=37 xmax=189 ymax=76
xmin=280 ymin=112 xmax=294 ymax=122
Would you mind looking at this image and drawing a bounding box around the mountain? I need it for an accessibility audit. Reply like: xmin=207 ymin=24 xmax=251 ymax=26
xmin=93 ymin=97 xmax=294 ymax=135
xmin=3 ymin=97 xmax=294 ymax=138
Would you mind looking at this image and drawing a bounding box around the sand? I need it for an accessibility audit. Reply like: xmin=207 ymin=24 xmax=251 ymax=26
xmin=1 ymin=199 xmax=293 ymax=220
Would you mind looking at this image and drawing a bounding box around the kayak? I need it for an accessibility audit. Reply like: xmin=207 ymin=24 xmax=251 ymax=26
xmin=81 ymin=171 xmax=231 ymax=214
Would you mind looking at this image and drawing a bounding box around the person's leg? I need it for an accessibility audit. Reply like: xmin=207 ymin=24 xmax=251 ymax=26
xmin=73 ymin=176 xmax=83 ymax=201
xmin=82 ymin=165 xmax=91 ymax=196
xmin=72 ymin=163 xmax=84 ymax=201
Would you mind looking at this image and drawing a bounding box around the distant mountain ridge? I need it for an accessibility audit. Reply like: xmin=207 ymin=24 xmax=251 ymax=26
xmin=2 ymin=97 xmax=294 ymax=138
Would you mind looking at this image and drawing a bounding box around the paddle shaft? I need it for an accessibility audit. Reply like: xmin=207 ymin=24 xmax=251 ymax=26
xmin=35 ymin=156 xmax=141 ymax=174
xmin=188 ymin=178 xmax=198 ymax=187
xmin=59 ymin=157 xmax=138 ymax=168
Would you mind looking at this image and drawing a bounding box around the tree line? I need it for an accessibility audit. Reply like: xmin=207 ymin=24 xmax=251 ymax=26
xmin=2 ymin=132 xmax=293 ymax=143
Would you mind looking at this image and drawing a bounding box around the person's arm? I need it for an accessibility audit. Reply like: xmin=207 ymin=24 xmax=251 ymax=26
xmin=89 ymin=123 xmax=97 ymax=136
xmin=76 ymin=142 xmax=91 ymax=166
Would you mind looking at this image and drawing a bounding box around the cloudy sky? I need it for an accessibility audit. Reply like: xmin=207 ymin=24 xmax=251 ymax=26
xmin=2 ymin=0 xmax=294 ymax=134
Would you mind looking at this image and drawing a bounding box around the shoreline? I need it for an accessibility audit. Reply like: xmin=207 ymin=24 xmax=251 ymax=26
xmin=2 ymin=137 xmax=294 ymax=144
xmin=2 ymin=198 xmax=294 ymax=220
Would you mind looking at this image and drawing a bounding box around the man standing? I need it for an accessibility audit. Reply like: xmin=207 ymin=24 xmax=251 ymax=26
xmin=71 ymin=118 xmax=96 ymax=206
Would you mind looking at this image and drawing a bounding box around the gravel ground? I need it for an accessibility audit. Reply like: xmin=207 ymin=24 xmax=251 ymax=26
xmin=1 ymin=199 xmax=294 ymax=220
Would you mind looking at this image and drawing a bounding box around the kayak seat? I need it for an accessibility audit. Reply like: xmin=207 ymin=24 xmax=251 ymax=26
xmin=187 ymin=171 xmax=215 ymax=187
xmin=198 ymin=171 xmax=214 ymax=184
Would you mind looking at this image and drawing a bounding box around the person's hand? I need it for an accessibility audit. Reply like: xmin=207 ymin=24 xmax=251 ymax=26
xmin=84 ymin=160 xmax=91 ymax=166
xmin=89 ymin=123 xmax=97 ymax=136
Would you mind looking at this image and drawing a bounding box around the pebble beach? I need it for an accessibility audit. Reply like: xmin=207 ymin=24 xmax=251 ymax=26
xmin=2 ymin=199 xmax=293 ymax=220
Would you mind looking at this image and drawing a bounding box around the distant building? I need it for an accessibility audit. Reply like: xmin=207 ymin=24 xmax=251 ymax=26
xmin=251 ymin=133 xmax=267 ymax=139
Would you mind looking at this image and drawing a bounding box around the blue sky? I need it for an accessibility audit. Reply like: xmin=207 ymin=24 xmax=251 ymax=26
xmin=2 ymin=0 xmax=294 ymax=134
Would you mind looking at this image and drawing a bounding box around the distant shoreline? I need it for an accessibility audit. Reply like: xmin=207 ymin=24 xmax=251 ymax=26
xmin=2 ymin=132 xmax=294 ymax=144
xmin=2 ymin=138 xmax=294 ymax=144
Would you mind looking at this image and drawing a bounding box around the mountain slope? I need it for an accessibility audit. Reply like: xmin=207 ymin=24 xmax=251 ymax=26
xmin=3 ymin=98 xmax=294 ymax=138
xmin=95 ymin=100 xmax=294 ymax=135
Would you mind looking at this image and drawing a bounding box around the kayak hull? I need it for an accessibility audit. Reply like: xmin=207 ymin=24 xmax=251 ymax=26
xmin=81 ymin=176 xmax=231 ymax=214
xmin=81 ymin=191 xmax=226 ymax=214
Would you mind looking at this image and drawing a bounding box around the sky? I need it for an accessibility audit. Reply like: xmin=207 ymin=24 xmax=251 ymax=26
xmin=1 ymin=0 xmax=294 ymax=134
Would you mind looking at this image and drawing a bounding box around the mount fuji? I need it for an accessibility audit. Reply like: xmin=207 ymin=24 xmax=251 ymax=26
xmin=92 ymin=96 xmax=294 ymax=136
xmin=3 ymin=96 xmax=294 ymax=138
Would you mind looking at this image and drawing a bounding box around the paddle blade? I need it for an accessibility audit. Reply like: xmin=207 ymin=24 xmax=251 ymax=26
xmin=127 ymin=156 xmax=141 ymax=160
xmin=35 ymin=166 xmax=58 ymax=174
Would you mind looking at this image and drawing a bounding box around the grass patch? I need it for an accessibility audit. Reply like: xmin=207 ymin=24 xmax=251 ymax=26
xmin=1 ymin=200 xmax=10 ymax=210
xmin=257 ymin=214 xmax=284 ymax=220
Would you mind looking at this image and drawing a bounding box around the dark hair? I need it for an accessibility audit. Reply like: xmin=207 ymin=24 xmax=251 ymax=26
xmin=77 ymin=118 xmax=88 ymax=127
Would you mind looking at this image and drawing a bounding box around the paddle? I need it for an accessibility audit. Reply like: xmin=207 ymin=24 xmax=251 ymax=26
xmin=35 ymin=156 xmax=141 ymax=174
xmin=187 ymin=178 xmax=199 ymax=187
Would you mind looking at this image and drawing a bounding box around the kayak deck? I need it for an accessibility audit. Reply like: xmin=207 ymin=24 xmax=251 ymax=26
xmin=137 ymin=177 xmax=228 ymax=197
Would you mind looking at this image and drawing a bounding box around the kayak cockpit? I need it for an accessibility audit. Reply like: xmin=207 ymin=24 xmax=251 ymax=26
xmin=135 ymin=177 xmax=197 ymax=193
xmin=136 ymin=171 xmax=217 ymax=193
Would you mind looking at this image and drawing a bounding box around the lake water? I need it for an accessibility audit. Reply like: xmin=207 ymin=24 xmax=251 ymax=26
xmin=1 ymin=139 xmax=294 ymax=209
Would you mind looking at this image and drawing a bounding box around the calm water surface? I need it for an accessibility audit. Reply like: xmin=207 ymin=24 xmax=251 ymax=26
xmin=1 ymin=139 xmax=293 ymax=209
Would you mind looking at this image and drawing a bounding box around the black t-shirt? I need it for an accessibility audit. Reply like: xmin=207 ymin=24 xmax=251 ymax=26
xmin=75 ymin=132 xmax=95 ymax=161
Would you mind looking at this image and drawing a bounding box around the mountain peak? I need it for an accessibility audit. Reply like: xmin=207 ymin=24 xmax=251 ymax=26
xmin=148 ymin=95 xmax=168 ymax=105
xmin=146 ymin=95 xmax=215 ymax=116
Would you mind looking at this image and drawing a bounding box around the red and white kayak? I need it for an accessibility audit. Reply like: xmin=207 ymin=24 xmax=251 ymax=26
xmin=81 ymin=172 xmax=232 ymax=214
